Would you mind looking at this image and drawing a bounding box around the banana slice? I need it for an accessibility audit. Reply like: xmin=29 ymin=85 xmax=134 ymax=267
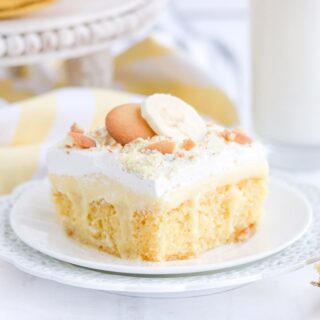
xmin=141 ymin=94 xmax=206 ymax=141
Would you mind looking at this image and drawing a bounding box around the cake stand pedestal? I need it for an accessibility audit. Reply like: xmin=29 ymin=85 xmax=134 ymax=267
xmin=0 ymin=0 xmax=165 ymax=86
xmin=65 ymin=51 xmax=113 ymax=87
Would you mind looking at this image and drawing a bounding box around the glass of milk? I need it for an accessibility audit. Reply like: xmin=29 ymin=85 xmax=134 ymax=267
xmin=250 ymin=0 xmax=320 ymax=170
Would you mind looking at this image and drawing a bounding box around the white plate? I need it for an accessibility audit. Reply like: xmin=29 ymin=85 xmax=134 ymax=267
xmin=9 ymin=177 xmax=312 ymax=275
xmin=1 ymin=173 xmax=320 ymax=297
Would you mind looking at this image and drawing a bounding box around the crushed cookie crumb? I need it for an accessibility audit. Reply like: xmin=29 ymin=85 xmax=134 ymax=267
xmin=233 ymin=129 xmax=252 ymax=145
xmin=182 ymin=138 xmax=196 ymax=151
xmin=69 ymin=132 xmax=96 ymax=149
xmin=144 ymin=140 xmax=176 ymax=155
xmin=219 ymin=129 xmax=234 ymax=142
xmin=220 ymin=129 xmax=252 ymax=145
xmin=70 ymin=123 xmax=84 ymax=134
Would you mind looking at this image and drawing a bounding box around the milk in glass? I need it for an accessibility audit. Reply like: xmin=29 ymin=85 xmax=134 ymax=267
xmin=251 ymin=0 xmax=320 ymax=168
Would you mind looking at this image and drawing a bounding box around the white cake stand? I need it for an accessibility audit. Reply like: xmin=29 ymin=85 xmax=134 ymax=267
xmin=0 ymin=0 xmax=166 ymax=86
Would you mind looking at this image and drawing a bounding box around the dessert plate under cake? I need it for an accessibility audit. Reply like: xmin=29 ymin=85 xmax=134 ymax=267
xmin=10 ymin=177 xmax=312 ymax=275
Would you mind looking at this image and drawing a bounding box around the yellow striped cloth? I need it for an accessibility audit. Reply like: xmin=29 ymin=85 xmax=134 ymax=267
xmin=0 ymin=37 xmax=237 ymax=195
xmin=115 ymin=38 xmax=237 ymax=126
xmin=0 ymin=88 xmax=135 ymax=194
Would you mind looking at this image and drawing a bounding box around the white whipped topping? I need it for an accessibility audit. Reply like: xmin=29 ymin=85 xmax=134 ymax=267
xmin=47 ymin=135 xmax=268 ymax=198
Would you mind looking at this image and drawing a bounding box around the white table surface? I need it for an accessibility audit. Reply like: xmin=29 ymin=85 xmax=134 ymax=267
xmin=0 ymin=263 xmax=318 ymax=320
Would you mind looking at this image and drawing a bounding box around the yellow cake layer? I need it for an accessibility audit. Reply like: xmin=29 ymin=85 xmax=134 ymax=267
xmin=50 ymin=175 xmax=267 ymax=261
